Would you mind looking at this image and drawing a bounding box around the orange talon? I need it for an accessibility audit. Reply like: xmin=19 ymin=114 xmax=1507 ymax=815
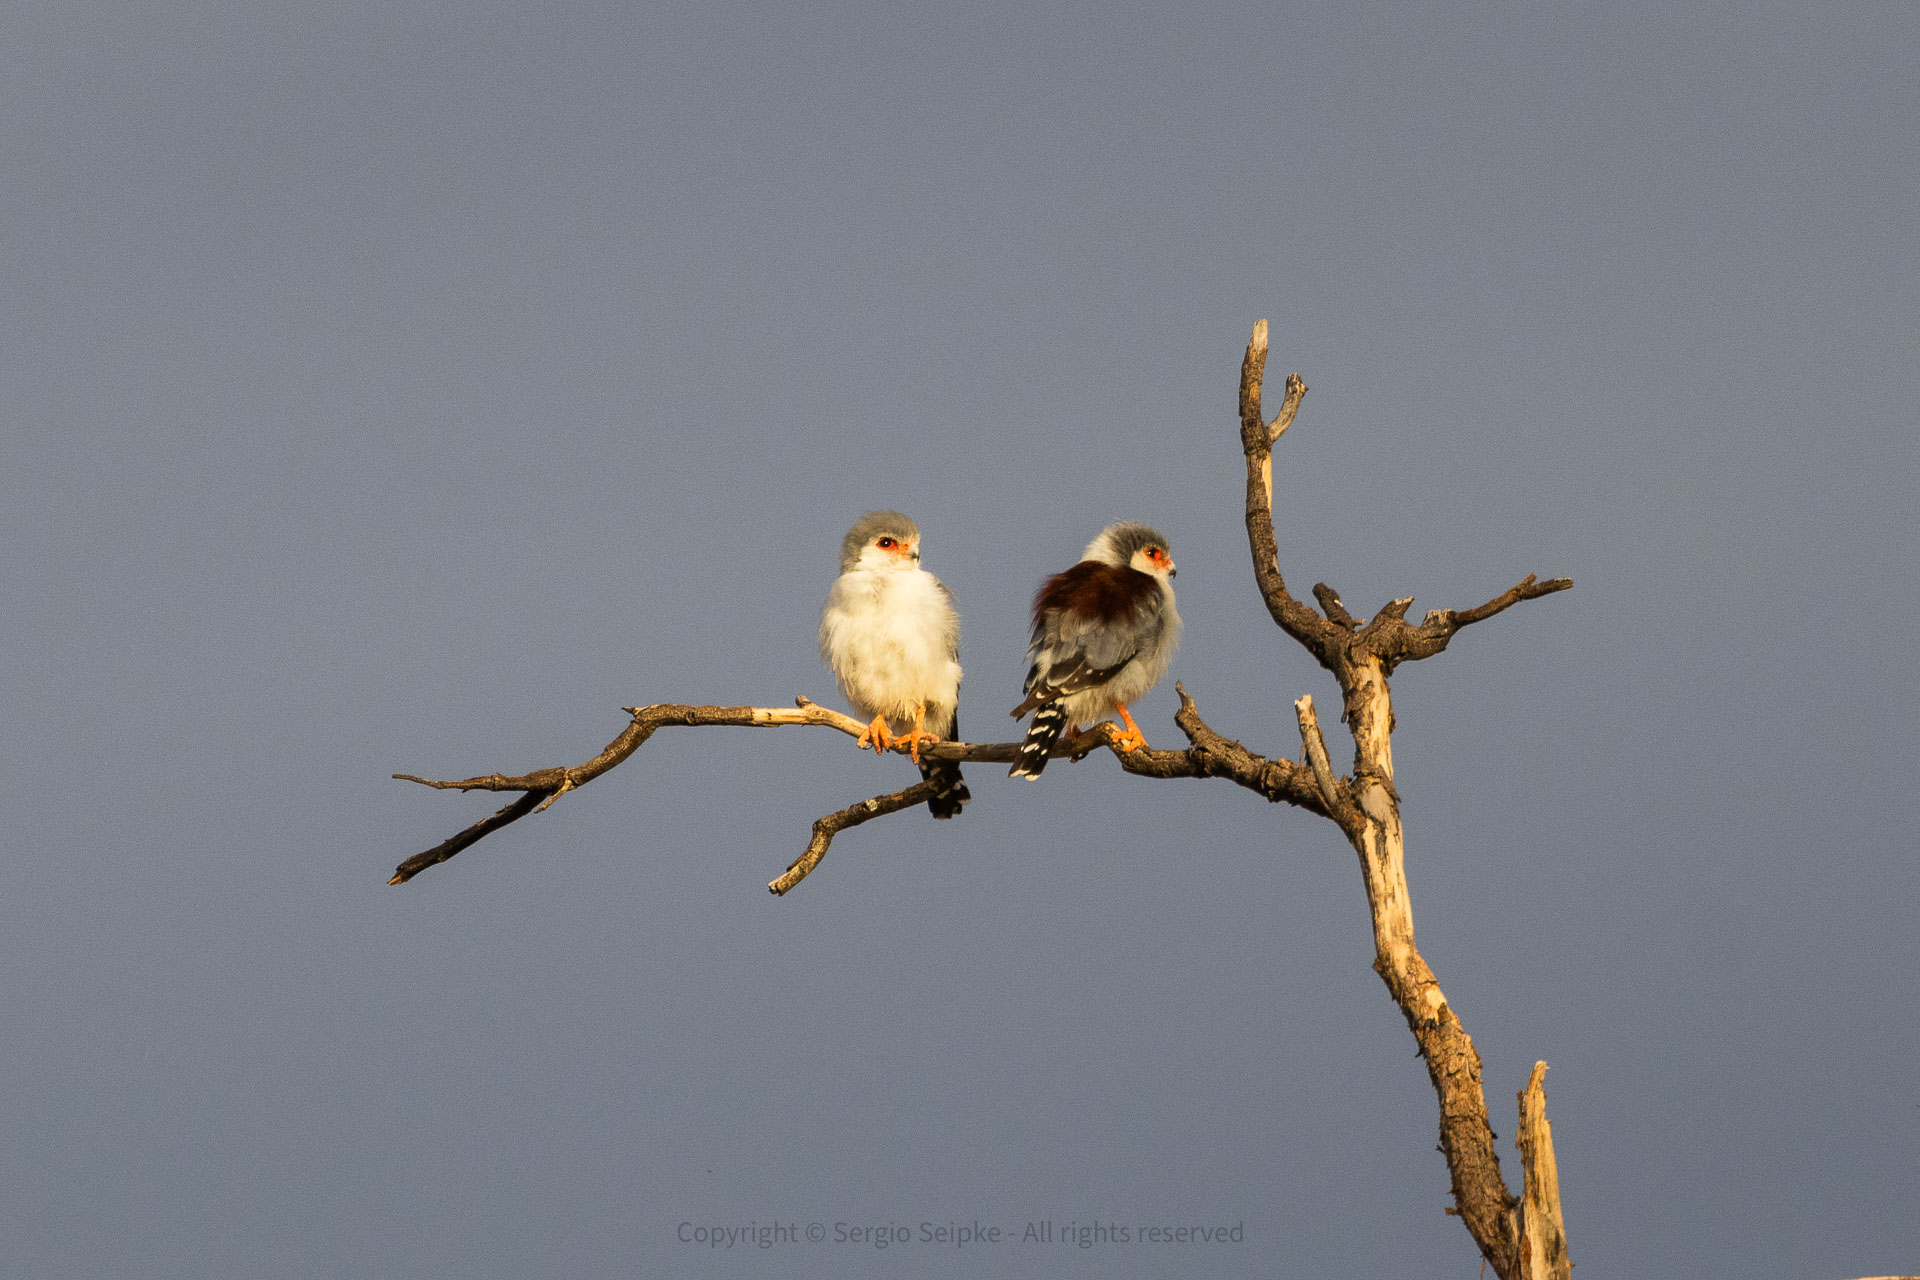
xmin=856 ymin=715 xmax=893 ymax=755
xmin=904 ymin=704 xmax=928 ymax=767
xmin=1110 ymin=704 xmax=1148 ymax=754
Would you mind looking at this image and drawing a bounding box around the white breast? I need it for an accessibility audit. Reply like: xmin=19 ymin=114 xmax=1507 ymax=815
xmin=820 ymin=566 xmax=962 ymax=736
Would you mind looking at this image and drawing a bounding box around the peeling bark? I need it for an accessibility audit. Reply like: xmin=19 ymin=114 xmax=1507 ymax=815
xmin=1518 ymin=1062 xmax=1571 ymax=1280
xmin=1235 ymin=322 xmax=1566 ymax=1278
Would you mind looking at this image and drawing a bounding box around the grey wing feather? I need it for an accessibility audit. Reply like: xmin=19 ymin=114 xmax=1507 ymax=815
xmin=1026 ymin=591 xmax=1167 ymax=697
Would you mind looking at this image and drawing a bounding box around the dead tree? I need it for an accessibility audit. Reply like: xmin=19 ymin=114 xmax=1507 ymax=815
xmin=388 ymin=321 xmax=1574 ymax=1280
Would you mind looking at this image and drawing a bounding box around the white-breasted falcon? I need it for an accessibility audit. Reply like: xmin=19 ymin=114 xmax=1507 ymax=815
xmin=820 ymin=511 xmax=970 ymax=818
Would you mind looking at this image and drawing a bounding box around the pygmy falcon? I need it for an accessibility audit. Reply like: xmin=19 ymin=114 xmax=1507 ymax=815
xmin=1009 ymin=522 xmax=1181 ymax=778
xmin=820 ymin=511 xmax=970 ymax=818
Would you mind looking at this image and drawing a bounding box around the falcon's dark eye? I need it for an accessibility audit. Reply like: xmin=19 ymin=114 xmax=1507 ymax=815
xmin=877 ymin=537 xmax=896 ymax=549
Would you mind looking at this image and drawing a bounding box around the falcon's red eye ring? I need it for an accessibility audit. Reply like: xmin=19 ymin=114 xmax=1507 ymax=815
xmin=877 ymin=537 xmax=896 ymax=549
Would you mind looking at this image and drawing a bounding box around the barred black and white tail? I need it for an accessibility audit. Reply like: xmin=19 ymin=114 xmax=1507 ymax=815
xmin=920 ymin=758 xmax=969 ymax=818
xmin=1009 ymin=703 xmax=1068 ymax=779
xmin=919 ymin=710 xmax=970 ymax=818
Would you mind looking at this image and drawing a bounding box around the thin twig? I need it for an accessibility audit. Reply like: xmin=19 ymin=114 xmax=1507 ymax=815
xmin=769 ymin=779 xmax=943 ymax=895
xmin=1293 ymin=695 xmax=1343 ymax=813
xmin=1238 ymin=322 xmax=1336 ymax=664
xmin=389 ymin=792 xmax=545 ymax=885
xmin=1362 ymin=575 xmax=1574 ymax=672
xmin=1268 ymin=370 xmax=1307 ymax=445
xmin=1452 ymin=574 xmax=1575 ymax=628
xmin=1312 ymin=583 xmax=1359 ymax=630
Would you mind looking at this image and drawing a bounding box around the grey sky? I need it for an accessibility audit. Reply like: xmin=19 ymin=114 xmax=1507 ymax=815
xmin=4 ymin=1 xmax=1915 ymax=1276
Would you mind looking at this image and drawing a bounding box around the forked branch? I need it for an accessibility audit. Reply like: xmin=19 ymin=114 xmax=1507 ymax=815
xmin=1236 ymin=318 xmax=1571 ymax=1280
xmin=1238 ymin=322 xmax=1333 ymax=660
xmin=389 ymin=700 xmax=867 ymax=885
xmin=390 ymin=687 xmax=1338 ymax=893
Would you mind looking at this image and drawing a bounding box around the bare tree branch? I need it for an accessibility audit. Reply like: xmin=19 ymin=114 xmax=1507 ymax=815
xmin=1453 ymin=574 xmax=1576 ymax=628
xmin=1517 ymin=1062 xmax=1571 ymax=1280
xmin=1238 ymin=322 xmax=1337 ymax=662
xmin=388 ymin=701 xmax=864 ymax=884
xmin=1234 ymin=318 xmax=1570 ymax=1279
xmin=390 ymin=689 xmax=1336 ymax=887
xmin=1102 ymin=683 xmax=1335 ymax=816
xmin=388 ymin=792 xmax=546 ymax=885
xmin=1293 ymin=695 xmax=1344 ymax=815
xmin=770 ymin=778 xmax=944 ymax=896
xmin=1311 ymin=582 xmax=1360 ymax=631
xmin=1352 ymin=575 xmax=1576 ymax=673
xmin=390 ymin=700 xmax=876 ymax=885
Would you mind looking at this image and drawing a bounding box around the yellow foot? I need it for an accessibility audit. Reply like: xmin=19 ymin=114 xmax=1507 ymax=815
xmin=856 ymin=715 xmax=893 ymax=755
xmin=899 ymin=704 xmax=933 ymax=766
xmin=897 ymin=730 xmax=940 ymax=767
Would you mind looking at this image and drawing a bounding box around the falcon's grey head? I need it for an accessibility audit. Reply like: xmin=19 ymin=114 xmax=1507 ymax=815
xmin=1085 ymin=522 xmax=1176 ymax=579
xmin=839 ymin=510 xmax=922 ymax=574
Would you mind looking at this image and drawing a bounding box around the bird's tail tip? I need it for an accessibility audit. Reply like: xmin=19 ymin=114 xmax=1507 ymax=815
xmin=1009 ymin=702 xmax=1068 ymax=779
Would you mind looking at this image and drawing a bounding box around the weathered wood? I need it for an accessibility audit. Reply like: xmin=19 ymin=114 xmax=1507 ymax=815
xmin=1292 ymin=695 xmax=1343 ymax=814
xmin=770 ymin=778 xmax=944 ymax=895
xmin=1236 ymin=320 xmax=1567 ymax=1278
xmin=389 ymin=693 xmax=1335 ymax=888
xmin=1237 ymin=324 xmax=1334 ymax=663
xmin=1518 ymin=1062 xmax=1571 ymax=1280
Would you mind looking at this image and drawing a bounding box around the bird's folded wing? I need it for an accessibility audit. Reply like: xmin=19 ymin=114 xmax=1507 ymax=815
xmin=1011 ymin=589 xmax=1167 ymax=713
